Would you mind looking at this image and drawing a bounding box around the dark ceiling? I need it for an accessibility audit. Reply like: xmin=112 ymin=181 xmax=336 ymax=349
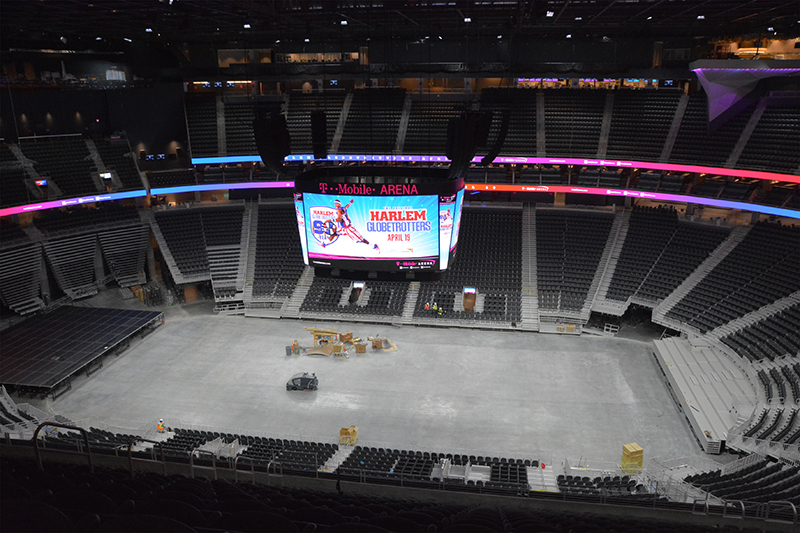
xmin=3 ymin=0 xmax=799 ymax=51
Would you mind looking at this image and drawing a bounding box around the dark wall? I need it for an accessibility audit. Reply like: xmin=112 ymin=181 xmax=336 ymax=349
xmin=106 ymin=82 xmax=188 ymax=155
xmin=1 ymin=83 xmax=187 ymax=155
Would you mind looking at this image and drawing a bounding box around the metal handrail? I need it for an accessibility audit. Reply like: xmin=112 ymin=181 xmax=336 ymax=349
xmin=691 ymin=498 xmax=709 ymax=516
xmin=234 ymin=455 xmax=256 ymax=484
xmin=127 ymin=438 xmax=166 ymax=477
xmin=721 ymin=499 xmax=746 ymax=520
xmin=190 ymin=449 xmax=217 ymax=480
xmin=267 ymin=461 xmax=283 ymax=485
xmin=765 ymin=501 xmax=797 ymax=525
xmin=33 ymin=422 xmax=93 ymax=473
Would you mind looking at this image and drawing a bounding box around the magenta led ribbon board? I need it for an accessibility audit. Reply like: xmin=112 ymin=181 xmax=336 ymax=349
xmin=195 ymin=154 xmax=800 ymax=185
xmin=2 ymin=157 xmax=798 ymax=218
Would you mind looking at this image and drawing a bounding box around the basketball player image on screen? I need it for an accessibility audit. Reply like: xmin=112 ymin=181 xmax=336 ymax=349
xmin=323 ymin=199 xmax=380 ymax=253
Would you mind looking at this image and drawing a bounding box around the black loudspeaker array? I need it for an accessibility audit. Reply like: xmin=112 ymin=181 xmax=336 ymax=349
xmin=446 ymin=111 xmax=493 ymax=180
xmin=481 ymin=109 xmax=510 ymax=165
xmin=253 ymin=111 xmax=291 ymax=176
xmin=310 ymin=111 xmax=328 ymax=160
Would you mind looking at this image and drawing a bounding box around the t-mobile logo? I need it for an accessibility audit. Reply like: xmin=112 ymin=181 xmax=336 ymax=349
xmin=319 ymin=183 xmax=329 ymax=193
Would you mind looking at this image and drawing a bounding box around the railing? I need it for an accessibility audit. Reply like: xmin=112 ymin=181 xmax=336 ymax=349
xmin=765 ymin=501 xmax=798 ymax=527
xmin=33 ymin=422 xmax=93 ymax=473
xmin=128 ymin=437 xmax=167 ymax=477
xmin=190 ymin=450 xmax=218 ymax=480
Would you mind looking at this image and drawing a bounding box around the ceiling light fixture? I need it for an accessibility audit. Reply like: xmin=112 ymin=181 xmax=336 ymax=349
xmin=546 ymin=11 xmax=554 ymax=17
xmin=341 ymin=20 xmax=347 ymax=25
xmin=243 ymin=23 xmax=251 ymax=29
xmin=145 ymin=28 xmax=153 ymax=33
xmin=124 ymin=38 xmax=132 ymax=42
xmin=566 ymin=34 xmax=572 ymax=39
xmin=304 ymin=38 xmax=310 ymax=42
xmin=697 ymin=15 xmax=705 ymax=20
xmin=464 ymin=17 xmax=471 ymax=22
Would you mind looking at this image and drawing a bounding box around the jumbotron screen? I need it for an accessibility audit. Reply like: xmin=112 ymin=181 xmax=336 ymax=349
xmin=293 ymin=167 xmax=463 ymax=272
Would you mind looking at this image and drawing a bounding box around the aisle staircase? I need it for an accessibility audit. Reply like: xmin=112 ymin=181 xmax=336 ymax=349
xmin=519 ymin=204 xmax=539 ymax=331
xmin=282 ymin=266 xmax=315 ymax=319
xmin=706 ymin=290 xmax=800 ymax=341
xmin=401 ymin=281 xmax=421 ymax=325
xmin=590 ymin=209 xmax=631 ymax=316
xmin=652 ymin=224 xmax=752 ymax=331
xmin=242 ymin=202 xmax=260 ymax=306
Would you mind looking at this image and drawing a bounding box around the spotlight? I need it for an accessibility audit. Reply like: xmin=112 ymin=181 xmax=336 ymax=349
xmin=124 ymin=37 xmax=132 ymax=42
xmin=145 ymin=28 xmax=153 ymax=32
xmin=767 ymin=27 xmax=774 ymax=32
xmin=546 ymin=10 xmax=554 ymax=17
xmin=341 ymin=20 xmax=347 ymax=25
xmin=697 ymin=15 xmax=705 ymax=20
xmin=566 ymin=34 xmax=572 ymax=39
xmin=575 ymin=16 xmax=582 ymax=21
xmin=497 ymin=35 xmax=502 ymax=39
xmin=60 ymin=36 xmax=67 ymax=44
xmin=647 ymin=16 xmax=652 ymax=20
xmin=304 ymin=38 xmax=310 ymax=42
xmin=464 ymin=17 xmax=471 ymax=22
xmin=243 ymin=23 xmax=251 ymax=29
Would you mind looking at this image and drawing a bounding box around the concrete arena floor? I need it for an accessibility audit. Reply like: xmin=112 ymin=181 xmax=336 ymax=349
xmin=46 ymin=302 xmax=700 ymax=466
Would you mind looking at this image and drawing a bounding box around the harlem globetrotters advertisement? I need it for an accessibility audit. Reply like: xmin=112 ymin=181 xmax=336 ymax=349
xmin=303 ymin=192 xmax=439 ymax=269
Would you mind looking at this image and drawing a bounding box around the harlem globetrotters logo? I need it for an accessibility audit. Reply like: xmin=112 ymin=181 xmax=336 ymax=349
xmin=439 ymin=209 xmax=453 ymax=231
xmin=309 ymin=206 xmax=339 ymax=247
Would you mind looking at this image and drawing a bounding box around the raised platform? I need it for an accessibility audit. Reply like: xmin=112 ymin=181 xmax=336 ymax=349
xmin=0 ymin=306 xmax=163 ymax=397
xmin=653 ymin=337 xmax=756 ymax=454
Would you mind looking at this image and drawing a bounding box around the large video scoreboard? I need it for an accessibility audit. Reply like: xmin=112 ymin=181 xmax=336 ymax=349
xmin=293 ymin=167 xmax=464 ymax=272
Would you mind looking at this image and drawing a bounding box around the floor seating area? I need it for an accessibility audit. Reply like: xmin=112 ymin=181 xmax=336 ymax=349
xmin=185 ymin=95 xmax=218 ymax=157
xmin=556 ymin=474 xmax=646 ymax=498
xmin=544 ymin=89 xmax=605 ymax=157
xmin=720 ymin=303 xmax=800 ymax=362
xmin=286 ymin=91 xmax=347 ymax=155
xmin=606 ymin=91 xmax=681 ymax=162
xmin=338 ymin=88 xmax=406 ymax=154
xmin=536 ymin=209 xmax=614 ymax=311
xmin=19 ymin=137 xmax=97 ymax=197
xmin=240 ymin=437 xmax=338 ymax=471
xmin=666 ymin=222 xmax=800 ymax=333
xmin=404 ymin=94 xmax=470 ymax=155
xmin=413 ymin=208 xmax=522 ymax=323
xmin=684 ymin=459 xmax=800 ymax=504
xmin=252 ymin=204 xmax=305 ymax=299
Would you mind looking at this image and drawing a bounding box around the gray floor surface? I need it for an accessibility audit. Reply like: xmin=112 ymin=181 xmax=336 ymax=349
xmin=42 ymin=296 xmax=701 ymax=467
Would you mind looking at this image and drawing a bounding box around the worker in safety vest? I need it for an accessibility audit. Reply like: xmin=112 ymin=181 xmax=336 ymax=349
xmin=157 ymin=419 xmax=164 ymax=433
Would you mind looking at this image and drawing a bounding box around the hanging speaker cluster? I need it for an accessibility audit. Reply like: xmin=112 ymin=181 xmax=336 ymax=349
xmin=310 ymin=111 xmax=328 ymax=160
xmin=446 ymin=110 xmax=493 ymax=180
xmin=253 ymin=110 xmax=291 ymax=176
